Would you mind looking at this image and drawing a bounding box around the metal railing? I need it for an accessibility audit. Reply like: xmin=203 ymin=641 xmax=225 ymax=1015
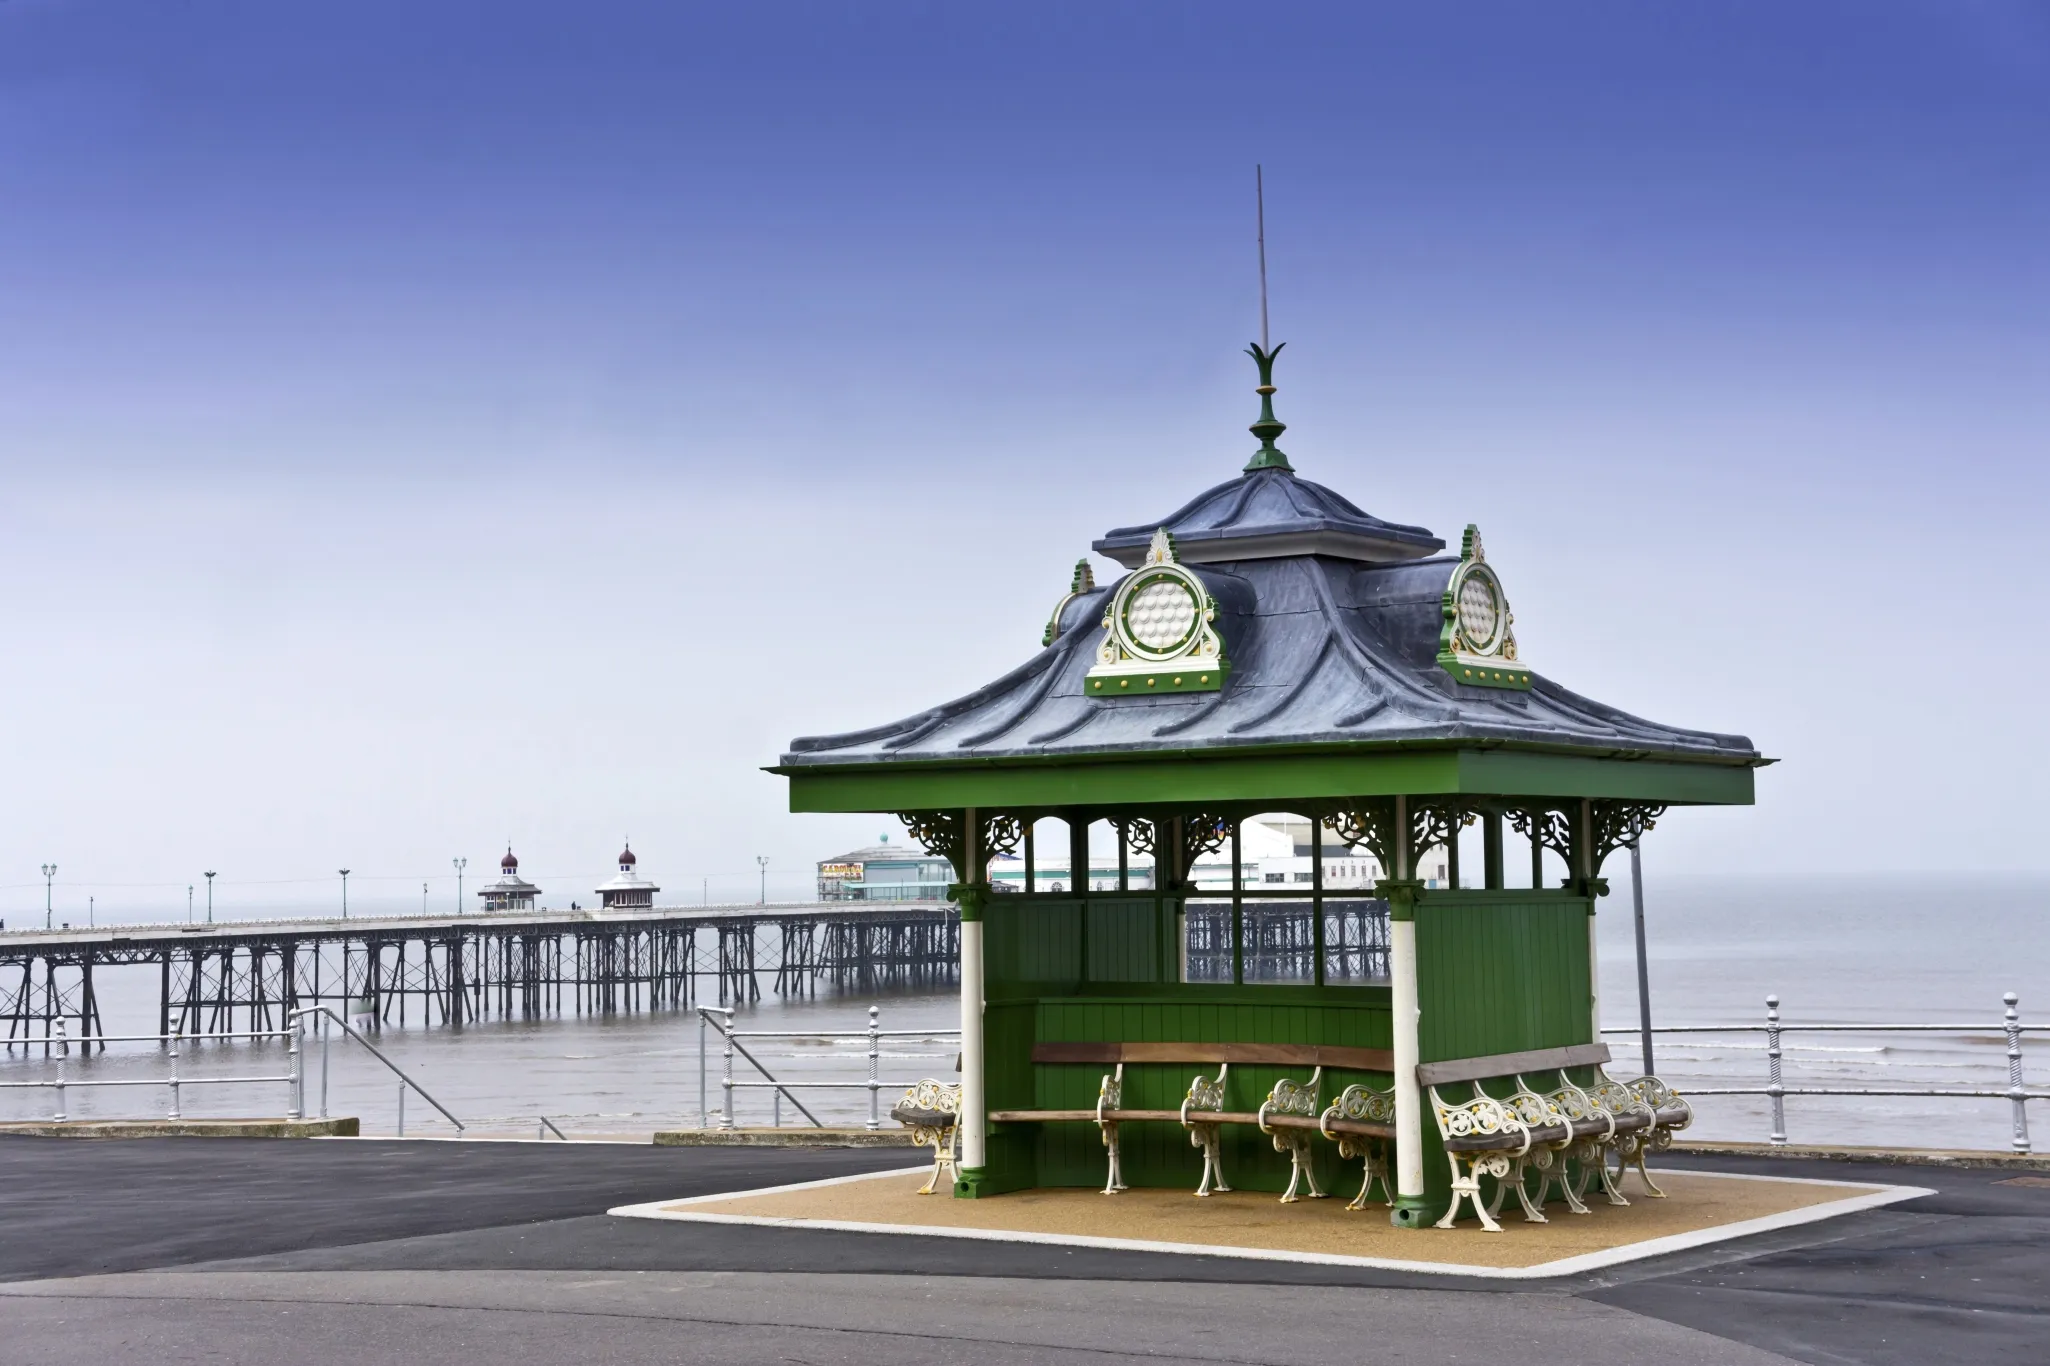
xmin=1603 ymin=991 xmax=2050 ymax=1152
xmin=296 ymin=1005 xmax=465 ymax=1136
xmin=0 ymin=1007 xmax=468 ymax=1136
xmin=698 ymin=1005 xmax=960 ymax=1131
xmin=0 ymin=1019 xmax=298 ymax=1121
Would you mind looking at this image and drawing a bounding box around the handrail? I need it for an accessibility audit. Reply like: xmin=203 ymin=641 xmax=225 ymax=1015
xmin=697 ymin=1004 xmax=963 ymax=1131
xmin=698 ymin=1007 xmax=823 ymax=1127
xmin=538 ymin=1115 xmax=567 ymax=1140
xmin=292 ymin=1005 xmax=465 ymax=1133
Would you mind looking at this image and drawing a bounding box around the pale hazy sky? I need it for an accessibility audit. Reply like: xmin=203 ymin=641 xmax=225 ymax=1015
xmin=2 ymin=3 xmax=2045 ymax=921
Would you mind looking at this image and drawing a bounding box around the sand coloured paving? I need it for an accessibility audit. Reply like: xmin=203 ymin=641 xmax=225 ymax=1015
xmin=672 ymin=1167 xmax=1877 ymax=1269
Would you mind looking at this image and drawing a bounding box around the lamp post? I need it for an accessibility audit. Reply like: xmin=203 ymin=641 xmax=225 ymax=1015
xmin=88 ymin=895 xmax=94 ymax=929
xmin=339 ymin=869 xmax=351 ymax=920
xmin=756 ymin=856 xmax=769 ymax=906
xmin=187 ymin=885 xmax=193 ymax=923
xmin=204 ymin=870 xmax=216 ymax=925
xmin=422 ymin=882 xmax=428 ymax=915
xmin=41 ymin=864 xmax=56 ymax=930
xmin=453 ymin=857 xmax=466 ymax=914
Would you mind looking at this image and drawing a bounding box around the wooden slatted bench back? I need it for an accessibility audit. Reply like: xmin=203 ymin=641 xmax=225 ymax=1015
xmin=1031 ymin=1041 xmax=1394 ymax=1071
xmin=1414 ymin=1042 xmax=1611 ymax=1088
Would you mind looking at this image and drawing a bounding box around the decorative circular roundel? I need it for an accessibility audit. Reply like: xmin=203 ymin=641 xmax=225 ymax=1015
xmin=1121 ymin=572 xmax=1202 ymax=657
xmin=1456 ymin=569 xmax=1502 ymax=652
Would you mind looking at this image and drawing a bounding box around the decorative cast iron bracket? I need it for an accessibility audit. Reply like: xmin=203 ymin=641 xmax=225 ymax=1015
xmin=1508 ymin=806 xmax=1574 ymax=871
xmin=1589 ymin=802 xmax=1666 ymax=873
xmin=897 ymin=811 xmax=1025 ymax=880
xmin=1330 ymin=800 xmax=1475 ymax=875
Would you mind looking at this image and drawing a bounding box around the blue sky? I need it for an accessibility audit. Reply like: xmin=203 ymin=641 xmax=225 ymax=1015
xmin=1 ymin=2 xmax=2044 ymax=919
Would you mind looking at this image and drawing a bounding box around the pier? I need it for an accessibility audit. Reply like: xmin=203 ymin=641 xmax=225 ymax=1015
xmin=0 ymin=902 xmax=960 ymax=1043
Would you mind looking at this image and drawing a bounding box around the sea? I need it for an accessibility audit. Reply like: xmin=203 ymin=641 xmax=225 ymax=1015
xmin=5 ymin=874 xmax=2045 ymax=1152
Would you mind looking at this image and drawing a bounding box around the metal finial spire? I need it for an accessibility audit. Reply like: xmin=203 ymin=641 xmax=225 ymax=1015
xmin=1257 ymin=165 xmax=1270 ymax=352
xmin=1244 ymin=168 xmax=1291 ymax=473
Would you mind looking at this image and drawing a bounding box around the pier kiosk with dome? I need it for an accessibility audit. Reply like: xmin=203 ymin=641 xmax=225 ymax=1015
xmin=774 ymin=346 xmax=1763 ymax=1227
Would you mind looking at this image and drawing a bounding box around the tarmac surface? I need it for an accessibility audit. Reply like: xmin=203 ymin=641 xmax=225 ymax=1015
xmin=0 ymin=1136 xmax=2043 ymax=1365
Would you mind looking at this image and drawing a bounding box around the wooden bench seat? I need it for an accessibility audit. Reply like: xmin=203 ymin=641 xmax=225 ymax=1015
xmin=990 ymin=1041 xmax=1394 ymax=1197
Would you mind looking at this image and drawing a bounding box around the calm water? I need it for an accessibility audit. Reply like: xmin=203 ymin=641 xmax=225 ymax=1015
xmin=5 ymin=874 xmax=2045 ymax=1150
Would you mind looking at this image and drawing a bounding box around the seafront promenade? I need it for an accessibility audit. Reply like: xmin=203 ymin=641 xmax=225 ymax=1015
xmin=0 ymin=1135 xmax=2039 ymax=1365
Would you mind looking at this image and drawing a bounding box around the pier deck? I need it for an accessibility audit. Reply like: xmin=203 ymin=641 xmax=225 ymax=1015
xmin=1 ymin=901 xmax=959 ymax=1039
xmin=0 ymin=1136 xmax=2038 ymax=1365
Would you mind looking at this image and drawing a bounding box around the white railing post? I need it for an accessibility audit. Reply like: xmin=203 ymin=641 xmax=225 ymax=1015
xmin=168 ymin=1029 xmax=182 ymax=1120
xmin=2006 ymin=991 xmax=2031 ymax=1155
xmin=1766 ymin=995 xmax=1786 ymax=1145
xmin=868 ymin=1005 xmax=881 ymax=1131
xmin=53 ymin=1019 xmax=67 ymax=1123
xmin=397 ymin=1080 xmax=406 ymax=1137
xmin=320 ymin=1010 xmax=331 ymax=1120
xmin=699 ymin=1009 xmax=708 ymax=1129
xmin=722 ymin=1015 xmax=735 ymax=1129
xmin=288 ymin=1014 xmax=303 ymax=1121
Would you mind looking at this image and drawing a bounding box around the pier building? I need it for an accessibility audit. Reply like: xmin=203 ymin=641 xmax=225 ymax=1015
xmin=477 ymin=848 xmax=540 ymax=912
xmin=816 ymin=838 xmax=956 ymax=902
xmin=595 ymin=844 xmax=659 ymax=910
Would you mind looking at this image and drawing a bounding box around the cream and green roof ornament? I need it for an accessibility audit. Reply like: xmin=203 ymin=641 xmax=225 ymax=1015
xmin=1042 ymin=559 xmax=1096 ymax=646
xmin=1243 ymin=341 xmax=1292 ymax=473
xmin=1086 ymin=528 xmax=1228 ymax=696
xmin=1438 ymin=524 xmax=1531 ymax=689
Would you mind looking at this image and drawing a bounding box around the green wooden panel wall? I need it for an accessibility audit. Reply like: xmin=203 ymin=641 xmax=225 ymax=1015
xmin=1414 ymin=890 xmax=1593 ymax=1063
xmin=1083 ymin=898 xmax=1161 ymax=984
xmin=984 ymin=897 xmax=1082 ymax=987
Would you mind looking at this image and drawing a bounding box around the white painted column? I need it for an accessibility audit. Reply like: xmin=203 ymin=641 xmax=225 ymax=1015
xmin=958 ymin=808 xmax=986 ymax=1173
xmin=1389 ymin=795 xmax=1426 ymax=1220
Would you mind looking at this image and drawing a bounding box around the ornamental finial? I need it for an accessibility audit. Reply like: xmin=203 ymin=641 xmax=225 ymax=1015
xmin=1243 ymin=341 xmax=1292 ymax=473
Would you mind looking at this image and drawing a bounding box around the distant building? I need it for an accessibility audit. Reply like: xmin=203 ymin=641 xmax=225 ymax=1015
xmin=817 ymin=835 xmax=954 ymax=901
xmin=816 ymin=817 xmax=1447 ymax=903
xmin=987 ymin=815 xmax=1445 ymax=894
xmin=478 ymin=847 xmax=540 ymax=912
xmin=594 ymin=843 xmax=659 ymax=909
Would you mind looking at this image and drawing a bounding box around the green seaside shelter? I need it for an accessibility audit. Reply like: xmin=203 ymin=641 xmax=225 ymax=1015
xmin=772 ymin=345 xmax=1765 ymax=1223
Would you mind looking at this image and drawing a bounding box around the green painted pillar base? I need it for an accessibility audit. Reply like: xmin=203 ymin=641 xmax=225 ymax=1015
xmin=953 ymin=1166 xmax=992 ymax=1199
xmin=1389 ymin=1197 xmax=1433 ymax=1229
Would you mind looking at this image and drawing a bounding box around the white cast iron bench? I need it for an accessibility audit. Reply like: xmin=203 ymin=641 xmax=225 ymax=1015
xmin=990 ymin=1041 xmax=1394 ymax=1198
xmin=889 ymin=1078 xmax=962 ymax=1194
xmin=1420 ymin=1043 xmax=1692 ymax=1231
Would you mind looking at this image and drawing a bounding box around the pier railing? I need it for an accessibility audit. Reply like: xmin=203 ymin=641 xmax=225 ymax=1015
xmin=1603 ymin=991 xmax=2050 ymax=1152
xmin=697 ymin=1005 xmax=961 ymax=1131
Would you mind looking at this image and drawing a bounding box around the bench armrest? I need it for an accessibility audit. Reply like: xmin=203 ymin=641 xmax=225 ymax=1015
xmin=1427 ymin=1082 xmax=1532 ymax=1156
xmin=1257 ymin=1067 xmax=1323 ymax=1133
xmin=1319 ymin=1081 xmax=1394 ymax=1139
xmin=1180 ymin=1063 xmax=1230 ymax=1126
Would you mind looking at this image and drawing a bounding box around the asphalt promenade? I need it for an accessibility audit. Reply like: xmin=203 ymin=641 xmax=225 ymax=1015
xmin=0 ymin=1137 xmax=2042 ymax=1365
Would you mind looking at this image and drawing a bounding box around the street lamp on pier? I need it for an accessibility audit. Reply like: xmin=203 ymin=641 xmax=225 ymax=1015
xmin=757 ymin=855 xmax=769 ymax=906
xmin=187 ymin=885 xmax=193 ymax=923
xmin=339 ymin=869 xmax=351 ymax=920
xmin=204 ymin=870 xmax=216 ymax=925
xmin=40 ymin=864 xmax=55 ymax=931
xmin=453 ymin=857 xmax=467 ymax=914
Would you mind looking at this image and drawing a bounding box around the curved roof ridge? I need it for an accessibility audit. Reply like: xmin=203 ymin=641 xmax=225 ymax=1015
xmin=1225 ymin=633 xmax=1338 ymax=735
xmin=953 ymin=613 xmax=1101 ymax=748
xmin=1302 ymin=558 xmax=1462 ymax=723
